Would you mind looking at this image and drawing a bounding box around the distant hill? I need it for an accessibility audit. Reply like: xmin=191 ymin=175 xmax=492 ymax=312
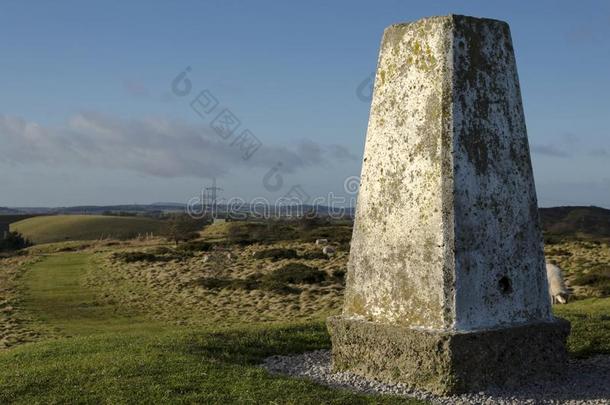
xmin=1 ymin=203 xmax=355 ymax=217
xmin=0 ymin=207 xmax=21 ymax=215
xmin=11 ymin=215 xmax=167 ymax=244
xmin=540 ymin=206 xmax=610 ymax=239
xmin=1 ymin=204 xmax=186 ymax=215
xmin=5 ymin=204 xmax=610 ymax=241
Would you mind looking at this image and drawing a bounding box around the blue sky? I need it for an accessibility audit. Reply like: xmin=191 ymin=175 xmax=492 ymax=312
xmin=1 ymin=0 xmax=609 ymax=207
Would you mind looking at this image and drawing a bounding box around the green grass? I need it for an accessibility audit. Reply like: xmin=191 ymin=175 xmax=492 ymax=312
xmin=1 ymin=253 xmax=422 ymax=404
xmin=554 ymin=297 xmax=610 ymax=358
xmin=1 ymin=253 xmax=608 ymax=404
xmin=0 ymin=324 xmax=421 ymax=404
xmin=11 ymin=215 xmax=166 ymax=244
xmin=19 ymin=253 xmax=161 ymax=336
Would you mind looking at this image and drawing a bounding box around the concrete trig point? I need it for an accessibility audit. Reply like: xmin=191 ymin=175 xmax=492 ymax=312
xmin=328 ymin=15 xmax=570 ymax=394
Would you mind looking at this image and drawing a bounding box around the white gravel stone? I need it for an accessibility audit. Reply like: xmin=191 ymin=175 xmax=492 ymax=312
xmin=262 ymin=350 xmax=610 ymax=404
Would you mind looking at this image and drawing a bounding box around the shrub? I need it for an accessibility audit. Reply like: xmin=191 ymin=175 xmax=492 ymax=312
xmin=337 ymin=241 xmax=351 ymax=252
xmin=176 ymin=241 xmax=214 ymax=253
xmin=194 ymin=274 xmax=299 ymax=295
xmin=331 ymin=268 xmax=346 ymax=282
xmin=543 ymin=233 xmax=565 ymax=245
xmin=0 ymin=231 xmax=33 ymax=252
xmin=572 ymin=268 xmax=610 ymax=295
xmin=252 ymin=248 xmax=298 ymax=261
xmin=297 ymin=213 xmax=329 ymax=231
xmin=113 ymin=249 xmax=191 ymax=263
xmin=164 ymin=215 xmax=204 ymax=244
xmin=113 ymin=252 xmax=161 ymax=263
xmin=258 ymin=278 xmax=301 ymax=294
xmin=266 ymin=263 xmax=326 ymax=284
xmin=301 ymin=251 xmax=328 ymax=260
xmin=196 ymin=277 xmax=233 ymax=290
xmin=226 ymin=221 xmax=297 ymax=244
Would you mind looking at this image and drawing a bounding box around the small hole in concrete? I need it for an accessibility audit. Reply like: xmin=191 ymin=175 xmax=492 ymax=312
xmin=498 ymin=276 xmax=512 ymax=295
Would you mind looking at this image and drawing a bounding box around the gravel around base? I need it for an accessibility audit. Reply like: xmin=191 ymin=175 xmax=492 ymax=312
xmin=262 ymin=350 xmax=610 ymax=404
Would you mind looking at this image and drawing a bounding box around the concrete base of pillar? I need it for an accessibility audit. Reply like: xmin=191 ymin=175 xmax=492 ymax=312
xmin=326 ymin=315 xmax=570 ymax=395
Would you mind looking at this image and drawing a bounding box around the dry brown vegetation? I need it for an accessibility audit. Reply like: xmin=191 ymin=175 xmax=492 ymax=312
xmin=90 ymin=238 xmax=348 ymax=326
xmin=2 ymin=219 xmax=609 ymax=351
xmin=545 ymin=239 xmax=610 ymax=298
xmin=0 ymin=255 xmax=41 ymax=348
xmin=49 ymin=221 xmax=610 ymax=329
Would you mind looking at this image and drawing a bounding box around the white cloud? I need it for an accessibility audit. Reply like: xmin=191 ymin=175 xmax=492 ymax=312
xmin=531 ymin=143 xmax=570 ymax=157
xmin=0 ymin=113 xmax=356 ymax=179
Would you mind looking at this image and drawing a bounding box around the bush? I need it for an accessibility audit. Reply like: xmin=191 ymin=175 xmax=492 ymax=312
xmin=164 ymin=215 xmax=204 ymax=244
xmin=543 ymin=233 xmax=565 ymax=245
xmin=258 ymin=278 xmax=301 ymax=294
xmin=252 ymin=248 xmax=298 ymax=261
xmin=113 ymin=249 xmax=192 ymax=263
xmin=301 ymin=250 xmax=328 ymax=260
xmin=196 ymin=277 xmax=234 ymax=290
xmin=331 ymin=268 xmax=346 ymax=282
xmin=266 ymin=263 xmax=326 ymax=284
xmin=226 ymin=221 xmax=297 ymax=244
xmin=0 ymin=231 xmax=32 ymax=252
xmin=176 ymin=241 xmax=214 ymax=253
xmin=337 ymin=241 xmax=351 ymax=252
xmin=195 ymin=274 xmax=299 ymax=295
xmin=113 ymin=251 xmax=165 ymax=263
xmin=572 ymin=268 xmax=610 ymax=296
xmin=297 ymin=214 xmax=329 ymax=231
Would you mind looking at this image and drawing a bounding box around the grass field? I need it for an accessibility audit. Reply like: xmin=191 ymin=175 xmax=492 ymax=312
xmin=11 ymin=215 xmax=166 ymax=244
xmin=0 ymin=235 xmax=608 ymax=403
xmin=0 ymin=253 xmax=421 ymax=404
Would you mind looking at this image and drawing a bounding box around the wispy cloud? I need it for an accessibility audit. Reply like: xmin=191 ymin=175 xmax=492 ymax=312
xmin=531 ymin=143 xmax=571 ymax=158
xmin=0 ymin=113 xmax=356 ymax=179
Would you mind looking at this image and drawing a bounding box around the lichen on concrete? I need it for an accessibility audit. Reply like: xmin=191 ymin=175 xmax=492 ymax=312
xmin=327 ymin=315 xmax=571 ymax=395
xmin=342 ymin=14 xmax=553 ymax=332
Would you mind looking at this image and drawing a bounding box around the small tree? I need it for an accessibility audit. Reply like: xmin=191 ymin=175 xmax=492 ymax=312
xmin=0 ymin=231 xmax=33 ymax=252
xmin=298 ymin=210 xmax=328 ymax=231
xmin=164 ymin=215 xmax=201 ymax=244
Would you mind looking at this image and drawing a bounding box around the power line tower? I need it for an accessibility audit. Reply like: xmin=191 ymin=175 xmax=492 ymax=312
xmin=205 ymin=177 xmax=223 ymax=218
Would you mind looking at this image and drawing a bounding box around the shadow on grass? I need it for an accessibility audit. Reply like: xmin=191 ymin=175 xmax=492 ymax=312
xmin=178 ymin=322 xmax=331 ymax=366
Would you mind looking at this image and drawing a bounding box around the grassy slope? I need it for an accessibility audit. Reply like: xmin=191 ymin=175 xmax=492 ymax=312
xmin=11 ymin=215 xmax=166 ymax=244
xmin=0 ymin=253 xmax=607 ymax=403
xmin=0 ymin=253 xmax=420 ymax=404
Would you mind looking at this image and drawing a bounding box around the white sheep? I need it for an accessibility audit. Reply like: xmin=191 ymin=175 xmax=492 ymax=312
xmin=546 ymin=263 xmax=569 ymax=304
xmin=315 ymin=238 xmax=329 ymax=245
xmin=322 ymin=245 xmax=336 ymax=256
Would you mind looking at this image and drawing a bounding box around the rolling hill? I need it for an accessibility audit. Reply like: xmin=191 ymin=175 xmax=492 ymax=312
xmin=10 ymin=215 xmax=167 ymax=244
